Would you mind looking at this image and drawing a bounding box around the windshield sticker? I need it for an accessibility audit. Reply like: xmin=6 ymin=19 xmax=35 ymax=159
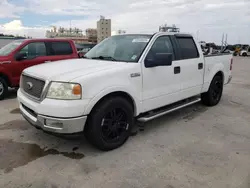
xmin=132 ymin=38 xmax=149 ymax=43
xmin=131 ymin=55 xmax=137 ymax=60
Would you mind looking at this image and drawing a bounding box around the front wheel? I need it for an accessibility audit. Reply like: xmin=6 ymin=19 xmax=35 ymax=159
xmin=85 ymin=96 xmax=134 ymax=151
xmin=201 ymin=75 xmax=223 ymax=106
xmin=242 ymin=53 xmax=247 ymax=57
xmin=0 ymin=78 xmax=8 ymax=100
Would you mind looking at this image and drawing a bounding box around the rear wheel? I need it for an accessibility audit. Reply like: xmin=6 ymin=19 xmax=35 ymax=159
xmin=242 ymin=53 xmax=247 ymax=57
xmin=201 ymin=75 xmax=223 ymax=106
xmin=85 ymin=96 xmax=134 ymax=151
xmin=0 ymin=77 xmax=8 ymax=100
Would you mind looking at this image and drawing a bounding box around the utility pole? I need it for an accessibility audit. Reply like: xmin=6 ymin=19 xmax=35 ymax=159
xmin=221 ymin=33 xmax=224 ymax=51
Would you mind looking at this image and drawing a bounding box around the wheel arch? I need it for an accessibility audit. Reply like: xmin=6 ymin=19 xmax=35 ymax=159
xmin=0 ymin=72 xmax=11 ymax=86
xmin=85 ymin=90 xmax=140 ymax=117
xmin=214 ymin=71 xmax=224 ymax=83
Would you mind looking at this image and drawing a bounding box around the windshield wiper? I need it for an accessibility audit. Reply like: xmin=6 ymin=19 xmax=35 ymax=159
xmin=91 ymin=56 xmax=117 ymax=61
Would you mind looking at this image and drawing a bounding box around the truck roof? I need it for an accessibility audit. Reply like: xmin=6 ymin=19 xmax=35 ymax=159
xmin=17 ymin=38 xmax=75 ymax=42
xmin=118 ymin=32 xmax=193 ymax=37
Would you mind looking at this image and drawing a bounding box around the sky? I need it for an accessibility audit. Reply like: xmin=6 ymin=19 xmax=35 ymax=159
xmin=0 ymin=0 xmax=249 ymax=44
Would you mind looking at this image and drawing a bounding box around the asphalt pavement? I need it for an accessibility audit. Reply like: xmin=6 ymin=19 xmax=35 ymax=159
xmin=0 ymin=57 xmax=250 ymax=188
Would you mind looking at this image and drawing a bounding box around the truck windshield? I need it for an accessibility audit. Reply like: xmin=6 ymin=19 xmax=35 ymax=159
xmin=85 ymin=35 xmax=152 ymax=62
xmin=0 ymin=40 xmax=24 ymax=56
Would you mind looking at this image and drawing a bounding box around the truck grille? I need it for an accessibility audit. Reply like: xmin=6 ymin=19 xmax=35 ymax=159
xmin=21 ymin=74 xmax=45 ymax=100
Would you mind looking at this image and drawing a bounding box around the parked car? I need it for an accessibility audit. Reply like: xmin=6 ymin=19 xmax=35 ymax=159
xmin=78 ymin=48 xmax=91 ymax=58
xmin=0 ymin=39 xmax=79 ymax=99
xmin=17 ymin=32 xmax=233 ymax=151
xmin=240 ymin=46 xmax=250 ymax=56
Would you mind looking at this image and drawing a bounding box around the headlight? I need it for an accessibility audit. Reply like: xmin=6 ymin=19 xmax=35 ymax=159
xmin=46 ymin=82 xmax=82 ymax=100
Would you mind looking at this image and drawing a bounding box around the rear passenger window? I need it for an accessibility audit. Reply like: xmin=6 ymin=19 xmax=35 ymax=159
xmin=176 ymin=37 xmax=199 ymax=59
xmin=50 ymin=42 xmax=73 ymax=55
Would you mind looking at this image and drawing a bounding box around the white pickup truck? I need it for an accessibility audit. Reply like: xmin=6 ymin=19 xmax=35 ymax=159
xmin=17 ymin=32 xmax=233 ymax=150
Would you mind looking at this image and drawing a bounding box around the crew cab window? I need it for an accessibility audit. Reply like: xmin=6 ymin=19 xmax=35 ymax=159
xmin=146 ymin=36 xmax=175 ymax=61
xmin=176 ymin=37 xmax=199 ymax=59
xmin=19 ymin=42 xmax=47 ymax=59
xmin=49 ymin=42 xmax=73 ymax=55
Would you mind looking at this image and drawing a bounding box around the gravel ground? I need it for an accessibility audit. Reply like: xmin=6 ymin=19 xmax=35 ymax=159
xmin=0 ymin=57 xmax=250 ymax=188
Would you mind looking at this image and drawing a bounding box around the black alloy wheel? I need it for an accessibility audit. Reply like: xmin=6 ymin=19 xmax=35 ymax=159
xmin=201 ymin=75 xmax=223 ymax=106
xmin=101 ymin=108 xmax=129 ymax=143
xmin=85 ymin=96 xmax=134 ymax=151
xmin=211 ymin=79 xmax=223 ymax=103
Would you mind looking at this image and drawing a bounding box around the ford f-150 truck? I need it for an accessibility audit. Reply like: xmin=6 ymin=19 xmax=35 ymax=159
xmin=17 ymin=32 xmax=233 ymax=151
xmin=0 ymin=39 xmax=79 ymax=99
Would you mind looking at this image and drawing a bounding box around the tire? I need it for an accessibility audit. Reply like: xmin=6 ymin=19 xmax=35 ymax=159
xmin=242 ymin=53 xmax=247 ymax=57
xmin=201 ymin=75 xmax=223 ymax=106
xmin=0 ymin=77 xmax=8 ymax=100
xmin=85 ymin=96 xmax=134 ymax=151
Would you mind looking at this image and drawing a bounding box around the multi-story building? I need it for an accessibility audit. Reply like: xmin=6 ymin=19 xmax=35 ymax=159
xmin=46 ymin=26 xmax=89 ymax=44
xmin=97 ymin=16 xmax=111 ymax=43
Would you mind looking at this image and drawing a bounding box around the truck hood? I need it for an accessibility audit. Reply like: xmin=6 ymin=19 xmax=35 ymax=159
xmin=23 ymin=58 xmax=132 ymax=81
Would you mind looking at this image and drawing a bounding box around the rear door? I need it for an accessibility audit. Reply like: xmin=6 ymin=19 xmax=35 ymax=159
xmin=46 ymin=41 xmax=75 ymax=62
xmin=174 ymin=35 xmax=204 ymax=98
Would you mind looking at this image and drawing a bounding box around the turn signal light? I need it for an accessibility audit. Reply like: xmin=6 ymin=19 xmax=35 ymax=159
xmin=72 ymin=84 xmax=81 ymax=95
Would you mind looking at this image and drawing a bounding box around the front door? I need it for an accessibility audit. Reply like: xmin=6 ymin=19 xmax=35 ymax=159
xmin=141 ymin=35 xmax=182 ymax=112
xmin=14 ymin=42 xmax=48 ymax=79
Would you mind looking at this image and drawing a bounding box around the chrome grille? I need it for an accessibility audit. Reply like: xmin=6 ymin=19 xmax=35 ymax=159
xmin=21 ymin=74 xmax=45 ymax=99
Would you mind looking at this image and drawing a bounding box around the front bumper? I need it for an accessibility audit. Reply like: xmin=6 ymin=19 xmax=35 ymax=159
xmin=20 ymin=103 xmax=87 ymax=134
xmin=18 ymin=89 xmax=88 ymax=134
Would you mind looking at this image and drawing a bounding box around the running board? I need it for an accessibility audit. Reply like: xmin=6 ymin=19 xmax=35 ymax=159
xmin=137 ymin=97 xmax=201 ymax=122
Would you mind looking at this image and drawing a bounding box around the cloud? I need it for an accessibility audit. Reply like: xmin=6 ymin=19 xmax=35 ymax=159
xmin=0 ymin=0 xmax=25 ymax=18
xmin=1 ymin=0 xmax=249 ymax=43
xmin=0 ymin=20 xmax=48 ymax=38
xmin=25 ymin=0 xmax=101 ymax=16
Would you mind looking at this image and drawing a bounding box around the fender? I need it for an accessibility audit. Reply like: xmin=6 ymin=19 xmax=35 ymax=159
xmin=202 ymin=62 xmax=224 ymax=93
xmin=84 ymin=86 xmax=142 ymax=116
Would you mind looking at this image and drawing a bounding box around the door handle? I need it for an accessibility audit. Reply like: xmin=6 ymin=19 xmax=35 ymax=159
xmin=198 ymin=63 xmax=203 ymax=69
xmin=174 ymin=66 xmax=181 ymax=74
xmin=44 ymin=60 xmax=51 ymax=63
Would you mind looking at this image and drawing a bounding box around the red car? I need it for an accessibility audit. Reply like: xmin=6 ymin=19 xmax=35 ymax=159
xmin=0 ymin=39 xmax=79 ymax=99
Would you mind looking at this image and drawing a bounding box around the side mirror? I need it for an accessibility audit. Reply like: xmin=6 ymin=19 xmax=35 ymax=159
xmin=145 ymin=53 xmax=173 ymax=68
xmin=15 ymin=52 xmax=27 ymax=61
